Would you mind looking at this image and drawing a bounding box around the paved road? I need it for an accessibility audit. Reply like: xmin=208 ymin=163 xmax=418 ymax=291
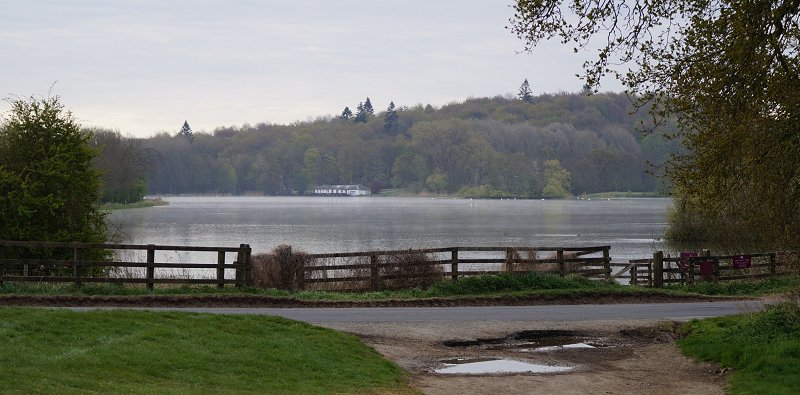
xmin=69 ymin=301 xmax=767 ymax=323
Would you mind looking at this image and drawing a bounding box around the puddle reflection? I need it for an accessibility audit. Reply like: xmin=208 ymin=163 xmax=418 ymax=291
xmin=434 ymin=357 xmax=573 ymax=375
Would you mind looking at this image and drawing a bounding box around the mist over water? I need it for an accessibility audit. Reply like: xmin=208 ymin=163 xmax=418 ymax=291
xmin=108 ymin=197 xmax=669 ymax=262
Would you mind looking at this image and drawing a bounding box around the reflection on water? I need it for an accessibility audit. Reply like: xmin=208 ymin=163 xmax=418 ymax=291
xmin=434 ymin=357 xmax=573 ymax=374
xmin=108 ymin=196 xmax=670 ymax=261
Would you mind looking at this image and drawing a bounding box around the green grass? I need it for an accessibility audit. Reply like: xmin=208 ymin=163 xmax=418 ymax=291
xmin=0 ymin=307 xmax=412 ymax=394
xmin=678 ymin=300 xmax=800 ymax=394
xmin=0 ymin=272 xmax=633 ymax=300
xmin=666 ymin=276 xmax=800 ymax=296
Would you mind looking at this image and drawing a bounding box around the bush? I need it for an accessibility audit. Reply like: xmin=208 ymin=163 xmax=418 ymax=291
xmin=379 ymin=252 xmax=443 ymax=290
xmin=251 ymin=245 xmax=309 ymax=291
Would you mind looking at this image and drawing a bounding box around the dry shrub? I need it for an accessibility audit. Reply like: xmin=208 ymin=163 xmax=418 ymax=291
xmin=379 ymin=252 xmax=443 ymax=290
xmin=251 ymin=245 xmax=309 ymax=290
xmin=502 ymin=248 xmax=584 ymax=274
xmin=776 ymin=250 xmax=800 ymax=274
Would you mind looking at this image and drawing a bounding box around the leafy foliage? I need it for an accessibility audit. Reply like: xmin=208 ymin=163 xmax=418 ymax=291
xmin=91 ymin=129 xmax=152 ymax=203
xmin=0 ymin=96 xmax=108 ymax=255
xmin=510 ymin=1 xmax=800 ymax=248
xmin=140 ymin=93 xmax=677 ymax=197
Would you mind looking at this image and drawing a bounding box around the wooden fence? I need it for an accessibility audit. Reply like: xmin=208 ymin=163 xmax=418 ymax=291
xmin=1 ymin=240 xmax=793 ymax=291
xmin=300 ymin=246 xmax=611 ymax=291
xmin=0 ymin=240 xmax=252 ymax=289
xmin=616 ymin=251 xmax=784 ymax=287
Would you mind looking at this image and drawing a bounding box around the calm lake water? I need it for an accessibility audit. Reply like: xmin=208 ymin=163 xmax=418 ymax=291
xmin=108 ymin=196 xmax=670 ymax=263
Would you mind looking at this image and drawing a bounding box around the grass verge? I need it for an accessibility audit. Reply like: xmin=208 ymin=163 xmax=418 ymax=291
xmin=666 ymin=276 xmax=800 ymax=296
xmin=0 ymin=272 xmax=704 ymax=301
xmin=677 ymin=299 xmax=800 ymax=394
xmin=0 ymin=307 xmax=412 ymax=394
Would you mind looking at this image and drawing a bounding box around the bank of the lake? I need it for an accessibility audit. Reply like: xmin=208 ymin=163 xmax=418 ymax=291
xmin=104 ymin=198 xmax=169 ymax=211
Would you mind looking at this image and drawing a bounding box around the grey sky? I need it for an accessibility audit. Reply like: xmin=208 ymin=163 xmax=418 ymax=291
xmin=0 ymin=0 xmax=619 ymax=138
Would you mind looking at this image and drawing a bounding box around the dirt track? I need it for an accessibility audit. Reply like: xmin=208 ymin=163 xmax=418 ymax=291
xmin=324 ymin=320 xmax=727 ymax=395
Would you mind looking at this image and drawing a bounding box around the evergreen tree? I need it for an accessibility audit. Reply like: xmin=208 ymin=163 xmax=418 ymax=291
xmin=178 ymin=120 xmax=194 ymax=142
xmin=340 ymin=106 xmax=353 ymax=120
xmin=353 ymin=102 xmax=368 ymax=123
xmin=581 ymin=83 xmax=593 ymax=95
xmin=0 ymin=95 xmax=109 ymax=264
xmin=384 ymin=101 xmax=399 ymax=134
xmin=363 ymin=97 xmax=374 ymax=115
xmin=518 ymin=79 xmax=534 ymax=103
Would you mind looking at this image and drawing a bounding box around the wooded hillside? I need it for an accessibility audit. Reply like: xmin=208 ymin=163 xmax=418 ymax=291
xmin=104 ymin=92 xmax=679 ymax=198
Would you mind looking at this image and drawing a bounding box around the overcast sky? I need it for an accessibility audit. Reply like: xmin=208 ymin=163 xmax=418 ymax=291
xmin=0 ymin=0 xmax=621 ymax=138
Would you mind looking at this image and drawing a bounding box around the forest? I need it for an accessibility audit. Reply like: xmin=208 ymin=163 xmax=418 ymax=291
xmin=92 ymin=92 xmax=680 ymax=201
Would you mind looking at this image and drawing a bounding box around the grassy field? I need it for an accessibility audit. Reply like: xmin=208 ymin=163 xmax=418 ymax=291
xmin=678 ymin=299 xmax=800 ymax=394
xmin=0 ymin=307 xmax=413 ymax=394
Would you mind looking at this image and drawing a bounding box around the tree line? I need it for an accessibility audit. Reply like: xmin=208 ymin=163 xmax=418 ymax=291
xmin=128 ymin=92 xmax=678 ymax=198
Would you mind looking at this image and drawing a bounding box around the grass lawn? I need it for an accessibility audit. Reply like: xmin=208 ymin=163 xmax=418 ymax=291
xmin=678 ymin=300 xmax=800 ymax=394
xmin=0 ymin=272 xmax=666 ymax=300
xmin=0 ymin=308 xmax=413 ymax=394
xmin=666 ymin=276 xmax=800 ymax=296
xmin=2 ymin=273 xmax=797 ymax=301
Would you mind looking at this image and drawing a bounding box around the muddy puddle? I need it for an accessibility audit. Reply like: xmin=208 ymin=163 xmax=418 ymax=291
xmin=442 ymin=330 xmax=614 ymax=352
xmin=434 ymin=357 xmax=573 ymax=375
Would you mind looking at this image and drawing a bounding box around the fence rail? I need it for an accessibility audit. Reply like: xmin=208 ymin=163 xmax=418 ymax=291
xmin=2 ymin=240 xmax=795 ymax=291
xmin=0 ymin=241 xmax=252 ymax=289
xmin=298 ymin=246 xmax=612 ymax=291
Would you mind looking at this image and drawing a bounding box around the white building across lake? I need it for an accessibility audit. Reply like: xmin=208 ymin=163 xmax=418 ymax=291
xmin=312 ymin=184 xmax=371 ymax=196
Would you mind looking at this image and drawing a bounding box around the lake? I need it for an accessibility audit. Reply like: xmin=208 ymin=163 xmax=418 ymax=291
xmin=108 ymin=196 xmax=670 ymax=263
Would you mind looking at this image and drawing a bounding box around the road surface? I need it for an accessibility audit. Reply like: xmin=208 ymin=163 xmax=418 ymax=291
xmin=67 ymin=300 xmax=767 ymax=323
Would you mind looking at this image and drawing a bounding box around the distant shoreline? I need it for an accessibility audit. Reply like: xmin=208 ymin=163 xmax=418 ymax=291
xmin=103 ymin=198 xmax=169 ymax=211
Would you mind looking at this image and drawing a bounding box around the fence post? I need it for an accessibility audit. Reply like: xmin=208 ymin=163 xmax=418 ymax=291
xmin=653 ymin=251 xmax=663 ymax=288
xmin=73 ymin=247 xmax=83 ymax=288
xmin=451 ymin=247 xmax=459 ymax=282
xmin=603 ymin=247 xmax=611 ymax=281
xmin=146 ymin=245 xmax=155 ymax=291
xmin=557 ymin=249 xmax=565 ymax=277
xmin=235 ymin=245 xmax=244 ymax=288
xmin=712 ymin=258 xmax=720 ymax=284
xmin=0 ymin=245 xmax=4 ymax=286
xmin=244 ymin=244 xmax=252 ymax=286
xmin=769 ymin=253 xmax=777 ymax=274
xmin=217 ymin=250 xmax=226 ymax=289
xmin=630 ymin=265 xmax=638 ymax=286
xmin=370 ymin=254 xmax=380 ymax=291
xmin=505 ymin=247 xmax=514 ymax=272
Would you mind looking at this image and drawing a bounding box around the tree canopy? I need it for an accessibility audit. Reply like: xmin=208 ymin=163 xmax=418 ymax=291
xmin=0 ymin=96 xmax=108 ymax=257
xmin=510 ymin=1 xmax=800 ymax=248
xmin=140 ymin=92 xmax=677 ymax=198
